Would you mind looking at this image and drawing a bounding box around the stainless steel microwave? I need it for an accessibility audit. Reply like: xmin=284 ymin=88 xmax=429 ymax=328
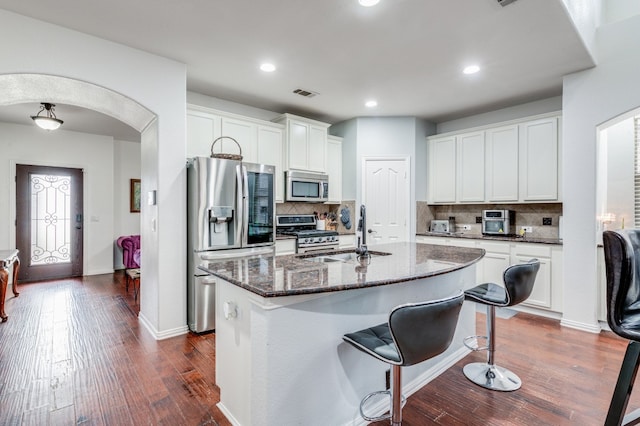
xmin=482 ymin=210 xmax=515 ymax=235
xmin=285 ymin=170 xmax=329 ymax=202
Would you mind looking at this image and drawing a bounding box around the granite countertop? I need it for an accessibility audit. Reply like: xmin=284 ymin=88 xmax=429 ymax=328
xmin=198 ymin=242 xmax=484 ymax=297
xmin=416 ymin=232 xmax=563 ymax=245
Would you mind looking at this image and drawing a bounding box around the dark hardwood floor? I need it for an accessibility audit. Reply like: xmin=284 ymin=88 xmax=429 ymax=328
xmin=0 ymin=273 xmax=638 ymax=425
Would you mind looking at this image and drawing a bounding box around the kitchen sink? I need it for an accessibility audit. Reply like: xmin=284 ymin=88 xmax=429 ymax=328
xmin=301 ymin=250 xmax=391 ymax=264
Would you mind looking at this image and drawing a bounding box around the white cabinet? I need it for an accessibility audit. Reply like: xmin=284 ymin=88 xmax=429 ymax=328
xmin=275 ymin=113 xmax=330 ymax=173
xmin=428 ymin=136 xmax=457 ymax=203
xmin=187 ymin=105 xmax=285 ymax=202
xmin=276 ymin=239 xmax=296 ymax=256
xmin=426 ymin=113 xmax=561 ymax=204
xmin=219 ymin=117 xmax=258 ymax=163
xmin=457 ymin=132 xmax=485 ymax=202
xmin=486 ymin=125 xmax=519 ymax=202
xmin=339 ymin=234 xmax=356 ymax=249
xmin=520 ymin=117 xmax=559 ymax=201
xmin=187 ymin=109 xmax=222 ymax=158
xmin=257 ymin=125 xmax=284 ymax=203
xmin=326 ymin=136 xmax=343 ymax=203
xmin=512 ymin=244 xmax=552 ymax=309
xmin=415 ymin=234 xmax=563 ymax=313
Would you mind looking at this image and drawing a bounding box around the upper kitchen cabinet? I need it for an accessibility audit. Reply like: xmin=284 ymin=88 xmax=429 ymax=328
xmin=519 ymin=117 xmax=559 ymax=201
xmin=257 ymin=125 xmax=284 ymax=203
xmin=486 ymin=125 xmax=519 ymax=202
xmin=187 ymin=109 xmax=222 ymax=158
xmin=274 ymin=113 xmax=330 ymax=174
xmin=426 ymin=112 xmax=561 ymax=204
xmin=219 ymin=117 xmax=258 ymax=163
xmin=186 ymin=105 xmax=285 ymax=202
xmin=326 ymin=135 xmax=343 ymax=203
xmin=428 ymin=135 xmax=457 ymax=203
xmin=457 ymin=131 xmax=485 ymax=202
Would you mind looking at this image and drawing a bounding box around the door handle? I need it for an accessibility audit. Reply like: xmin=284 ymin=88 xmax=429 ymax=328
xmin=367 ymin=229 xmax=376 ymax=234
xmin=75 ymin=214 xmax=82 ymax=229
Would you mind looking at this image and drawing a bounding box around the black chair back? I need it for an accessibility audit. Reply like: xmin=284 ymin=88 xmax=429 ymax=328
xmin=388 ymin=292 xmax=464 ymax=367
xmin=603 ymin=230 xmax=640 ymax=341
xmin=503 ymin=259 xmax=540 ymax=306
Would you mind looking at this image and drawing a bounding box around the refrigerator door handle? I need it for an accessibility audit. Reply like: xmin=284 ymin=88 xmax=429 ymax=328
xmin=241 ymin=164 xmax=249 ymax=246
xmin=200 ymin=276 xmax=216 ymax=285
xmin=236 ymin=164 xmax=244 ymax=247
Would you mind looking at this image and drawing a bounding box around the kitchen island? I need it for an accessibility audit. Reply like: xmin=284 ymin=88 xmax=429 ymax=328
xmin=199 ymin=242 xmax=484 ymax=426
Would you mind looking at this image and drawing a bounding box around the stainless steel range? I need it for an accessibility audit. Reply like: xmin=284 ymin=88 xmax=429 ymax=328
xmin=276 ymin=214 xmax=339 ymax=253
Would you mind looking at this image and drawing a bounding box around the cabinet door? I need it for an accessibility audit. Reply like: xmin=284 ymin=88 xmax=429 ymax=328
xmin=326 ymin=137 xmax=342 ymax=203
xmin=257 ymin=125 xmax=284 ymax=203
xmin=221 ymin=117 xmax=258 ymax=163
xmin=288 ymin=121 xmax=309 ymax=170
xmin=275 ymin=239 xmax=296 ymax=256
xmin=514 ymin=255 xmax=552 ymax=309
xmin=338 ymin=235 xmax=356 ymax=249
xmin=187 ymin=111 xmax=222 ymax=157
xmin=429 ymin=136 xmax=456 ymax=203
xmin=486 ymin=125 xmax=519 ymax=202
xmin=457 ymin=132 xmax=485 ymax=202
xmin=520 ymin=118 xmax=558 ymax=201
xmin=480 ymin=252 xmax=512 ymax=288
xmin=308 ymin=125 xmax=327 ymax=173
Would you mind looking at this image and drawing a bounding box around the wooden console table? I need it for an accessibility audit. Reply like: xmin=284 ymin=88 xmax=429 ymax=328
xmin=0 ymin=249 xmax=20 ymax=322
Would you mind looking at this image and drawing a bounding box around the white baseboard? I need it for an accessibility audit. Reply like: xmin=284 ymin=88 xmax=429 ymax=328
xmin=137 ymin=312 xmax=189 ymax=340
xmin=84 ymin=268 xmax=116 ymax=276
xmin=560 ymin=318 xmax=602 ymax=334
xmin=217 ymin=402 xmax=242 ymax=426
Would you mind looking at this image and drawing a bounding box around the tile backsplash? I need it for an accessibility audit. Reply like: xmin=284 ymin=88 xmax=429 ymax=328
xmin=417 ymin=202 xmax=563 ymax=239
xmin=276 ymin=200 xmax=356 ymax=234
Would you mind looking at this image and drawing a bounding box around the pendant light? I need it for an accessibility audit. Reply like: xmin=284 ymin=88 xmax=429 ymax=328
xmin=31 ymin=103 xmax=63 ymax=130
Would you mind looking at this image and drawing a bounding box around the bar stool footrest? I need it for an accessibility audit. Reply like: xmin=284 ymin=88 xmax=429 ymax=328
xmin=463 ymin=335 xmax=489 ymax=352
xmin=359 ymin=390 xmax=406 ymax=422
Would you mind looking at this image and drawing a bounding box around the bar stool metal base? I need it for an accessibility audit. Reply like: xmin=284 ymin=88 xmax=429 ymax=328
xmin=359 ymin=390 xmax=407 ymax=422
xmin=463 ymin=362 xmax=522 ymax=391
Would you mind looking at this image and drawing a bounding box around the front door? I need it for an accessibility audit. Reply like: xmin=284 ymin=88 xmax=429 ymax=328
xmin=362 ymin=158 xmax=410 ymax=244
xmin=16 ymin=165 xmax=83 ymax=282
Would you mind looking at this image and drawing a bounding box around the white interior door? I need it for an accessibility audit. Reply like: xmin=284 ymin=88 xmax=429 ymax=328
xmin=362 ymin=158 xmax=410 ymax=245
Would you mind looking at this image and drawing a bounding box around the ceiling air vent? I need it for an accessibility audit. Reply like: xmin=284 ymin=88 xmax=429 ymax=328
xmin=497 ymin=0 xmax=517 ymax=6
xmin=293 ymin=88 xmax=319 ymax=98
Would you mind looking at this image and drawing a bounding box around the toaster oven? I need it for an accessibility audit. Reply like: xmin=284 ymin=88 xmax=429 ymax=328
xmin=430 ymin=219 xmax=455 ymax=233
xmin=482 ymin=210 xmax=515 ymax=235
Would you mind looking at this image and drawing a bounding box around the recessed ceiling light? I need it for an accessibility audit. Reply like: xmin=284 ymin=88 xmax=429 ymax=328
xmin=260 ymin=63 xmax=276 ymax=72
xmin=365 ymin=100 xmax=378 ymax=108
xmin=463 ymin=65 xmax=480 ymax=75
xmin=359 ymin=0 xmax=380 ymax=6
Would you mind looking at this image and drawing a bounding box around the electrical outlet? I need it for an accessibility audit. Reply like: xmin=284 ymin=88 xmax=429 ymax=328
xmin=448 ymin=216 xmax=455 ymax=221
xmin=543 ymin=217 xmax=552 ymax=226
xmin=521 ymin=226 xmax=533 ymax=233
xmin=462 ymin=225 xmax=471 ymax=231
xmin=476 ymin=216 xmax=482 ymax=224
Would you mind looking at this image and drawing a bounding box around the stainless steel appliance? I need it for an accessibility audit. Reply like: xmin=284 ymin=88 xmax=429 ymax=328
xmin=430 ymin=219 xmax=455 ymax=233
xmin=482 ymin=210 xmax=515 ymax=235
xmin=187 ymin=156 xmax=276 ymax=333
xmin=285 ymin=170 xmax=329 ymax=202
xmin=276 ymin=214 xmax=339 ymax=253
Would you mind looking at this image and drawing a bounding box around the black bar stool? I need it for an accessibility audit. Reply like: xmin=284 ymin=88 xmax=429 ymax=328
xmin=603 ymin=230 xmax=640 ymax=426
xmin=462 ymin=259 xmax=540 ymax=391
xmin=342 ymin=292 xmax=464 ymax=426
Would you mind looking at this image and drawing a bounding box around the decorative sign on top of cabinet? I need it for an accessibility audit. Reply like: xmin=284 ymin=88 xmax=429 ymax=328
xmin=274 ymin=113 xmax=330 ymax=174
xmin=186 ymin=105 xmax=285 ymax=202
xmin=427 ymin=113 xmax=561 ymax=204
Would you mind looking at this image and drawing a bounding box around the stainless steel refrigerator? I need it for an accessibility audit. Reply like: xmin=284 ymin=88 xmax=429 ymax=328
xmin=187 ymin=157 xmax=275 ymax=333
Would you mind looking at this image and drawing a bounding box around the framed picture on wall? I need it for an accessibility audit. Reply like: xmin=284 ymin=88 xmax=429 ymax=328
xmin=130 ymin=179 xmax=141 ymax=213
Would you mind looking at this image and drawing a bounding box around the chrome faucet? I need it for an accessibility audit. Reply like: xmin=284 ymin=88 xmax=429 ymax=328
xmin=355 ymin=204 xmax=368 ymax=257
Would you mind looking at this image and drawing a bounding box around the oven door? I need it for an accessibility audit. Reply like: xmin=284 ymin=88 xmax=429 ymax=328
xmin=297 ymin=242 xmax=339 ymax=254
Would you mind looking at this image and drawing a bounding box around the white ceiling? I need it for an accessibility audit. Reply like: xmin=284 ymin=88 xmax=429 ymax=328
xmin=0 ymin=0 xmax=595 ymax=141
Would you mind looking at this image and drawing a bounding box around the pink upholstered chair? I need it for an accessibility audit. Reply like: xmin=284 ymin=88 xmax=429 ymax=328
xmin=117 ymin=235 xmax=140 ymax=270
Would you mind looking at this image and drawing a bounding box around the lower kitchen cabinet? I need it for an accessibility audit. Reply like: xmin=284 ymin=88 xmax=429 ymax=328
xmin=339 ymin=234 xmax=356 ymax=249
xmin=414 ymin=235 xmax=563 ymax=313
xmin=276 ymin=239 xmax=296 ymax=256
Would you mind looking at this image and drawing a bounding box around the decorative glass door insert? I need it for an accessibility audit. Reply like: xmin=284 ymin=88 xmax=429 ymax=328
xmin=30 ymin=173 xmax=72 ymax=265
